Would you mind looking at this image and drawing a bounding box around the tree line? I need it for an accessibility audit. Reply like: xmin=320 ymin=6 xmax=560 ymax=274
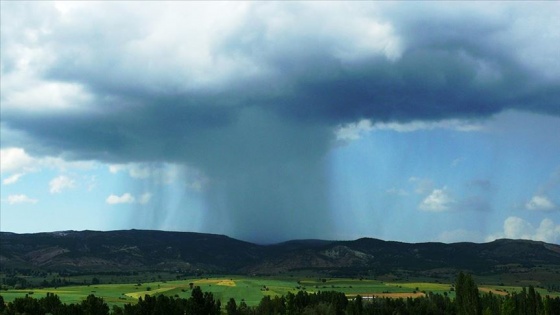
xmin=1 ymin=272 xmax=559 ymax=315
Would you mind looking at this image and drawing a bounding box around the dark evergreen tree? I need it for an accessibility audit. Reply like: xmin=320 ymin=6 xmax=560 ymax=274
xmin=226 ymin=298 xmax=238 ymax=315
xmin=480 ymin=291 xmax=501 ymax=315
xmin=39 ymin=293 xmax=63 ymax=314
xmin=0 ymin=295 xmax=5 ymax=313
xmin=455 ymin=272 xmax=481 ymax=315
xmin=346 ymin=295 xmax=363 ymax=315
xmin=286 ymin=292 xmax=297 ymax=315
xmin=8 ymin=295 xmax=42 ymax=315
xmin=188 ymin=286 xmax=205 ymax=314
xmin=80 ymin=294 xmax=109 ymax=315
xmin=543 ymin=296 xmax=560 ymax=315
xmin=111 ymin=304 xmax=124 ymax=315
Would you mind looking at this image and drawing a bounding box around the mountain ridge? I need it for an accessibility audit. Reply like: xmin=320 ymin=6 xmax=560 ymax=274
xmin=2 ymin=229 xmax=559 ymax=285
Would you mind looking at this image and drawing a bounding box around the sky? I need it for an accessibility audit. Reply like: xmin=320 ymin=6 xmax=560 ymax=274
xmin=1 ymin=1 xmax=559 ymax=244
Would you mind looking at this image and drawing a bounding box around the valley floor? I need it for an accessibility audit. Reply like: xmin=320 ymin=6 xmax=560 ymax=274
xmin=2 ymin=276 xmax=559 ymax=307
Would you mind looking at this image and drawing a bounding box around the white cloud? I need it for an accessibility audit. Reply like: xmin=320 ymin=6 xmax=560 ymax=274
xmin=7 ymin=194 xmax=38 ymax=205
xmin=503 ymin=216 xmax=534 ymax=240
xmin=3 ymin=173 xmax=24 ymax=185
xmin=419 ymin=188 xmax=455 ymax=212
xmin=335 ymin=119 xmax=373 ymax=141
xmin=106 ymin=193 xmax=135 ymax=205
xmin=487 ymin=216 xmax=560 ymax=244
xmin=0 ymin=147 xmax=96 ymax=177
xmin=105 ymin=192 xmax=152 ymax=205
xmin=2 ymin=80 xmax=93 ymax=113
xmin=0 ymin=148 xmax=34 ymax=174
xmin=335 ymin=118 xmax=483 ymax=142
xmin=535 ymin=219 xmax=560 ymax=243
xmin=523 ymin=169 xmax=560 ymax=212
xmin=49 ymin=175 xmax=76 ymax=194
xmin=526 ymin=195 xmax=556 ymax=211
xmin=109 ymin=164 xmax=125 ymax=174
xmin=138 ymin=192 xmax=152 ymax=205
xmin=371 ymin=120 xmax=483 ymax=133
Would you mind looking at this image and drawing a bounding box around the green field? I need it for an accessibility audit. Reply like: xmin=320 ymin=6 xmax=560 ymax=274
xmin=1 ymin=277 xmax=558 ymax=307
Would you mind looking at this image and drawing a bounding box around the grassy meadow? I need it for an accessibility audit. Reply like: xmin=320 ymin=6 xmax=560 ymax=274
xmin=2 ymin=276 xmax=559 ymax=307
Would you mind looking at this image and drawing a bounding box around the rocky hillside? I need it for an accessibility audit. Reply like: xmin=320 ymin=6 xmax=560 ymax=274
xmin=2 ymin=230 xmax=560 ymax=284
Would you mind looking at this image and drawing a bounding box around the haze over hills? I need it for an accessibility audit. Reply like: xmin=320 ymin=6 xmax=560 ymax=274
xmin=2 ymin=230 xmax=560 ymax=286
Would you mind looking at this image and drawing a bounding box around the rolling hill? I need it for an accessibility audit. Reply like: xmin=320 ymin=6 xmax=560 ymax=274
xmin=1 ymin=230 xmax=559 ymax=285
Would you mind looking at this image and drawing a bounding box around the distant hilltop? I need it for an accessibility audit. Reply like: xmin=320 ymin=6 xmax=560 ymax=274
xmin=1 ymin=230 xmax=560 ymax=286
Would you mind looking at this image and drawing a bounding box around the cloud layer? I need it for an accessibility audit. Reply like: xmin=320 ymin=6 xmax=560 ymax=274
xmin=487 ymin=217 xmax=560 ymax=244
xmin=2 ymin=2 xmax=559 ymax=242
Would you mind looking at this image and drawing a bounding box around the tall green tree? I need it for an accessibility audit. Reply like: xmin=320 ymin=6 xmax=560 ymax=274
xmin=80 ymin=294 xmax=109 ymax=315
xmin=226 ymin=298 xmax=238 ymax=315
xmin=0 ymin=295 xmax=5 ymax=313
xmin=39 ymin=293 xmax=63 ymax=314
xmin=346 ymin=295 xmax=363 ymax=315
xmin=455 ymin=272 xmax=481 ymax=315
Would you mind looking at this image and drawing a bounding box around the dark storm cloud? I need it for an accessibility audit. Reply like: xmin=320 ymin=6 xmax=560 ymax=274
xmin=14 ymin=5 xmax=557 ymax=132
xmin=8 ymin=44 xmax=556 ymax=162
xmin=2 ymin=2 xmax=559 ymax=242
xmin=4 ymin=98 xmax=239 ymax=163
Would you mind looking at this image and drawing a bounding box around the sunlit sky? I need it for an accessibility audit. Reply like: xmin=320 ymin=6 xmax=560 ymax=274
xmin=1 ymin=2 xmax=559 ymax=244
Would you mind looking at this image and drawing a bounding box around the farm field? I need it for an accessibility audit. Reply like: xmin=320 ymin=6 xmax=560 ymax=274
xmin=2 ymin=277 xmax=559 ymax=307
